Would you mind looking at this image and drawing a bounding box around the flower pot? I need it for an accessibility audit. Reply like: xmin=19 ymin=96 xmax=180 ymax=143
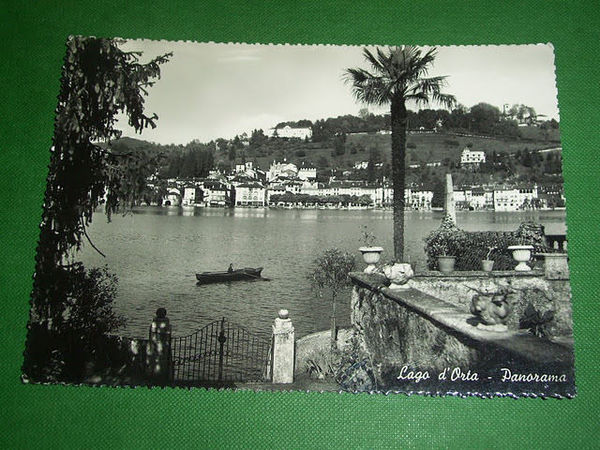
xmin=507 ymin=245 xmax=534 ymax=271
xmin=481 ymin=259 xmax=494 ymax=272
xmin=437 ymin=255 xmax=456 ymax=273
xmin=359 ymin=247 xmax=383 ymax=273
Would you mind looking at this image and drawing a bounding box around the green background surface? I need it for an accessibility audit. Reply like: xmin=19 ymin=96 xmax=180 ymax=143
xmin=2 ymin=1 xmax=599 ymax=448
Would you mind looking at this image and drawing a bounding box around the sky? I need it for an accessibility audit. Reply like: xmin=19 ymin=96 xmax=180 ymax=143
xmin=116 ymin=40 xmax=559 ymax=145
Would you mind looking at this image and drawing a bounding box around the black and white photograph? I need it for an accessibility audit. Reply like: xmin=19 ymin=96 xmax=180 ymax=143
xmin=23 ymin=37 xmax=574 ymax=397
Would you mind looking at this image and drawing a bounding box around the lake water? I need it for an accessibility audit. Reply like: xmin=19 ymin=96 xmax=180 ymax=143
xmin=79 ymin=207 xmax=566 ymax=340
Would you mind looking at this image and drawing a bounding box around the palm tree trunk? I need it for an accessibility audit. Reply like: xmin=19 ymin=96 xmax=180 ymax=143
xmin=390 ymin=97 xmax=407 ymax=261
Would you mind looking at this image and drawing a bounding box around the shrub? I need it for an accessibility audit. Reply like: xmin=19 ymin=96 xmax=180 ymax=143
xmin=406 ymin=142 xmax=417 ymax=149
xmin=424 ymin=219 xmax=551 ymax=270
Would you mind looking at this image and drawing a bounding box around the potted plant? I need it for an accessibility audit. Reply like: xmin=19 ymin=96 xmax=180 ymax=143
xmin=424 ymin=214 xmax=464 ymax=273
xmin=358 ymin=226 xmax=383 ymax=273
xmin=482 ymin=246 xmax=496 ymax=272
xmin=436 ymin=244 xmax=456 ymax=273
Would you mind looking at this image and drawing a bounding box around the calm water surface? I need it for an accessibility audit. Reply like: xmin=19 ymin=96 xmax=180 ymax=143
xmin=79 ymin=208 xmax=566 ymax=339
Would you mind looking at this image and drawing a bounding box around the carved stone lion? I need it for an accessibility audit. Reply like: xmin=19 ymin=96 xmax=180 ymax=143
xmin=383 ymin=263 xmax=414 ymax=290
xmin=470 ymin=292 xmax=512 ymax=331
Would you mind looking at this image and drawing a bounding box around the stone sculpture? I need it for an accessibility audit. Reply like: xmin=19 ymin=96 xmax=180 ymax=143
xmin=469 ymin=291 xmax=512 ymax=331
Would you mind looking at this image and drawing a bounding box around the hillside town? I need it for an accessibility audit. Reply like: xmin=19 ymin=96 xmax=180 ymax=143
xmin=148 ymin=145 xmax=565 ymax=212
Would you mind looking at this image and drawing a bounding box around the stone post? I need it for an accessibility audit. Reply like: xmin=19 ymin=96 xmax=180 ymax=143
xmin=147 ymin=307 xmax=172 ymax=385
xmin=445 ymin=173 xmax=456 ymax=224
xmin=271 ymin=309 xmax=295 ymax=384
xmin=543 ymin=253 xmax=570 ymax=280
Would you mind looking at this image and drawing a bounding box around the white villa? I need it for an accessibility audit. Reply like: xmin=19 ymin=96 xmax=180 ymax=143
xmin=268 ymin=125 xmax=313 ymax=140
xmin=235 ymin=182 xmax=266 ymax=206
xmin=460 ymin=148 xmax=486 ymax=166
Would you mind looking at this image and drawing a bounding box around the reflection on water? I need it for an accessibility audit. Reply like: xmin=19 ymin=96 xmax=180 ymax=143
xmin=79 ymin=207 xmax=566 ymax=339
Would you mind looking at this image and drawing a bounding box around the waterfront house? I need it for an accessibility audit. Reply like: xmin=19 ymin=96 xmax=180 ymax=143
xmin=493 ymin=185 xmax=539 ymax=211
xmin=164 ymin=187 xmax=181 ymax=207
xmin=470 ymin=187 xmax=487 ymax=210
xmin=406 ymin=189 xmax=434 ymax=210
xmin=182 ymin=185 xmax=203 ymax=206
xmin=235 ymin=182 xmax=266 ymax=207
xmin=320 ymin=181 xmax=377 ymax=205
xmin=202 ymin=180 xmax=230 ymax=207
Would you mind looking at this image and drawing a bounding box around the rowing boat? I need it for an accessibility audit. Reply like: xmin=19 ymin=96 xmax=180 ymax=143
xmin=195 ymin=267 xmax=263 ymax=284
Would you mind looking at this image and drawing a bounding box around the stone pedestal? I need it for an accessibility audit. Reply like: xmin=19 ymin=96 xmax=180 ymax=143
xmin=542 ymin=253 xmax=570 ymax=280
xmin=147 ymin=307 xmax=172 ymax=384
xmin=272 ymin=309 xmax=295 ymax=384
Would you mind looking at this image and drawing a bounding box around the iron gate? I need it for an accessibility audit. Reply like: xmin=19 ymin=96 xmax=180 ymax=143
xmin=171 ymin=317 xmax=272 ymax=383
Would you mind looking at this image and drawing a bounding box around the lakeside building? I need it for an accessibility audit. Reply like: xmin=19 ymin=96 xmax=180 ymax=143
xmin=235 ymin=182 xmax=266 ymax=207
xmin=374 ymin=187 xmax=434 ymax=210
xmin=202 ymin=180 xmax=230 ymax=207
xmin=318 ymin=181 xmax=378 ymax=204
xmin=493 ymin=185 xmax=539 ymax=211
xmin=406 ymin=189 xmax=433 ymax=210
xmin=164 ymin=187 xmax=182 ymax=207
xmin=268 ymin=125 xmax=313 ymax=140
xmin=182 ymin=186 xmax=203 ymax=206
xmin=460 ymin=148 xmax=486 ymax=166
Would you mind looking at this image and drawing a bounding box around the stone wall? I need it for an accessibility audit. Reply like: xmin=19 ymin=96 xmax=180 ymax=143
xmin=410 ymin=271 xmax=572 ymax=337
xmin=349 ymin=272 xmax=575 ymax=396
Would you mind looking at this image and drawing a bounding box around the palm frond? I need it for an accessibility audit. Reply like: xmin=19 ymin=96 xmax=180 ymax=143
xmin=346 ymin=45 xmax=452 ymax=108
xmin=432 ymin=92 xmax=457 ymax=109
xmin=362 ymin=48 xmax=387 ymax=75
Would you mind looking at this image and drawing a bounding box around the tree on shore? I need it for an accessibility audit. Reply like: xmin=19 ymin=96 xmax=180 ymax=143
xmin=345 ymin=47 xmax=455 ymax=260
xmin=24 ymin=37 xmax=171 ymax=382
xmin=308 ymin=249 xmax=356 ymax=346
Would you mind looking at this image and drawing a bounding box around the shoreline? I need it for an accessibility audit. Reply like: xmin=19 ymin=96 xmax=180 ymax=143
xmin=134 ymin=204 xmax=566 ymax=213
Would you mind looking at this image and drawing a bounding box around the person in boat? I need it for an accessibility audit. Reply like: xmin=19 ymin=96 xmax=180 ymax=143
xmin=228 ymin=263 xmax=234 ymax=273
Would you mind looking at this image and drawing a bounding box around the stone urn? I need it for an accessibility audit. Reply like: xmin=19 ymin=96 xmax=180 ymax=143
xmin=507 ymin=245 xmax=534 ymax=271
xmin=437 ymin=255 xmax=456 ymax=273
xmin=382 ymin=263 xmax=414 ymax=290
xmin=359 ymin=247 xmax=384 ymax=273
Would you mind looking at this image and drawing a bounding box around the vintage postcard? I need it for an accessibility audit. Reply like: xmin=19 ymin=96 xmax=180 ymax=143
xmin=23 ymin=37 xmax=575 ymax=397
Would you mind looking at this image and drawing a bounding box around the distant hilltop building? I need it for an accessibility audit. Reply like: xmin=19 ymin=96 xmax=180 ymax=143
xmin=268 ymin=125 xmax=313 ymax=140
xmin=460 ymin=148 xmax=486 ymax=166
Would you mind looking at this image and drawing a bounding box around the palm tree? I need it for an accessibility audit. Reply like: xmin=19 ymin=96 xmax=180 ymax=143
xmin=345 ymin=46 xmax=455 ymax=261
